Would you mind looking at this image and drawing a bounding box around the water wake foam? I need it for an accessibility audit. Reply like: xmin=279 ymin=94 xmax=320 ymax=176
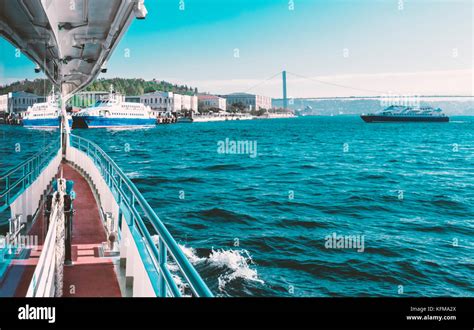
xmin=151 ymin=236 xmax=264 ymax=293
xmin=175 ymin=244 xmax=264 ymax=292
xmin=178 ymin=243 xmax=206 ymax=264
xmin=207 ymin=248 xmax=264 ymax=292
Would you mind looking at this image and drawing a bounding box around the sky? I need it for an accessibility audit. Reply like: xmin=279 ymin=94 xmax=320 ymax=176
xmin=0 ymin=0 xmax=472 ymax=98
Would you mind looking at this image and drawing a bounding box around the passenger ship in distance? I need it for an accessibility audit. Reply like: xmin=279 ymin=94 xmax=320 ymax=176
xmin=23 ymin=88 xmax=72 ymax=128
xmin=361 ymin=105 xmax=449 ymax=123
xmin=177 ymin=112 xmax=253 ymax=123
xmin=72 ymin=89 xmax=155 ymax=128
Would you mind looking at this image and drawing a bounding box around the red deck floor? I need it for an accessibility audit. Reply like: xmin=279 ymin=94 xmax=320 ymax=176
xmin=2 ymin=162 xmax=121 ymax=297
xmin=61 ymin=163 xmax=121 ymax=297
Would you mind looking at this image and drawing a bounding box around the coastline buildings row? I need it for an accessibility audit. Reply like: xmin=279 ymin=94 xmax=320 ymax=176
xmin=0 ymin=90 xmax=277 ymax=116
xmin=137 ymin=92 xmax=272 ymax=113
xmin=68 ymin=91 xmax=274 ymax=114
xmin=223 ymin=93 xmax=272 ymax=111
xmin=0 ymin=91 xmax=46 ymax=115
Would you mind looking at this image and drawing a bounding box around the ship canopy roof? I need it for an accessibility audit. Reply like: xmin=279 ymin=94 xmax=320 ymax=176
xmin=0 ymin=0 xmax=147 ymax=95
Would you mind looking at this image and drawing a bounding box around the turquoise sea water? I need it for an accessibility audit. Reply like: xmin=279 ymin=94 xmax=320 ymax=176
xmin=1 ymin=116 xmax=473 ymax=296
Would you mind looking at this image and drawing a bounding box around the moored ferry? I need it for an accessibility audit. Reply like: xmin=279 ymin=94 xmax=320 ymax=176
xmin=254 ymin=112 xmax=296 ymax=119
xmin=72 ymin=89 xmax=155 ymax=128
xmin=361 ymin=105 xmax=449 ymax=123
xmin=22 ymin=89 xmax=72 ymax=128
xmin=177 ymin=112 xmax=253 ymax=123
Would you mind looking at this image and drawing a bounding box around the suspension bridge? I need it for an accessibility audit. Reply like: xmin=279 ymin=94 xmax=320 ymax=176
xmin=242 ymin=69 xmax=389 ymax=110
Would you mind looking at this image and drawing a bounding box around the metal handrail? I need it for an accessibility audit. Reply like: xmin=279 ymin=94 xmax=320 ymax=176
xmin=0 ymin=137 xmax=60 ymax=213
xmin=69 ymin=134 xmax=213 ymax=297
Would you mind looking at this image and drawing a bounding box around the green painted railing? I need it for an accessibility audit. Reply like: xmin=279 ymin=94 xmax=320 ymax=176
xmin=69 ymin=134 xmax=213 ymax=297
xmin=0 ymin=137 xmax=60 ymax=213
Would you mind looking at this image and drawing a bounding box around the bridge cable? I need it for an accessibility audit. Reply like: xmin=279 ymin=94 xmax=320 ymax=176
xmin=243 ymin=71 xmax=282 ymax=93
xmin=286 ymin=71 xmax=388 ymax=95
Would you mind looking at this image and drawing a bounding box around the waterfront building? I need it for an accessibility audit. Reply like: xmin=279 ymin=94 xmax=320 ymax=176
xmin=141 ymin=91 xmax=174 ymax=117
xmin=0 ymin=91 xmax=43 ymax=115
xmin=174 ymin=93 xmax=198 ymax=112
xmin=191 ymin=94 xmax=199 ymax=112
xmin=141 ymin=92 xmax=197 ymax=112
xmin=172 ymin=93 xmax=182 ymax=112
xmin=198 ymin=94 xmax=227 ymax=112
xmin=0 ymin=94 xmax=8 ymax=114
xmin=224 ymin=92 xmax=272 ymax=111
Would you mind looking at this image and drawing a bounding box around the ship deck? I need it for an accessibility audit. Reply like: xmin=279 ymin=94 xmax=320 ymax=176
xmin=0 ymin=163 xmax=123 ymax=297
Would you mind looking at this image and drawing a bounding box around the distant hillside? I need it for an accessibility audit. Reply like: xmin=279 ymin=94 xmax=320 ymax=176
xmin=0 ymin=79 xmax=53 ymax=96
xmin=0 ymin=78 xmax=198 ymax=96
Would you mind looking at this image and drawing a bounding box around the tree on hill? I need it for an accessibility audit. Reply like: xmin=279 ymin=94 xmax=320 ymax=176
xmin=0 ymin=78 xmax=198 ymax=96
xmin=144 ymin=87 xmax=156 ymax=93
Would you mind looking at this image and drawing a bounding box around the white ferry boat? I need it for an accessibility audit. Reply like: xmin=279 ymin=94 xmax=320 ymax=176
xmin=23 ymin=88 xmax=72 ymax=128
xmin=361 ymin=105 xmax=449 ymax=122
xmin=254 ymin=112 xmax=296 ymax=119
xmin=72 ymin=88 xmax=155 ymax=128
xmin=177 ymin=112 xmax=253 ymax=123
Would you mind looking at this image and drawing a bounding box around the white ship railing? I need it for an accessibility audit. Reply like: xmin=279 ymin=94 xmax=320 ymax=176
xmin=67 ymin=134 xmax=213 ymax=297
xmin=26 ymin=180 xmax=66 ymax=297
xmin=0 ymin=137 xmax=61 ymax=217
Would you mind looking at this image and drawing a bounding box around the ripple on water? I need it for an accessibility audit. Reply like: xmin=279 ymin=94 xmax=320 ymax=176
xmin=3 ymin=117 xmax=472 ymax=296
xmin=186 ymin=208 xmax=257 ymax=225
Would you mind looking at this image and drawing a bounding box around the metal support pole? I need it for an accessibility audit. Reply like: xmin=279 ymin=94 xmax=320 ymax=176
xmin=158 ymin=237 xmax=167 ymax=297
xmin=282 ymin=70 xmax=288 ymax=110
xmin=44 ymin=193 xmax=54 ymax=239
xmin=64 ymin=194 xmax=73 ymax=265
xmin=60 ymin=87 xmax=72 ymax=159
